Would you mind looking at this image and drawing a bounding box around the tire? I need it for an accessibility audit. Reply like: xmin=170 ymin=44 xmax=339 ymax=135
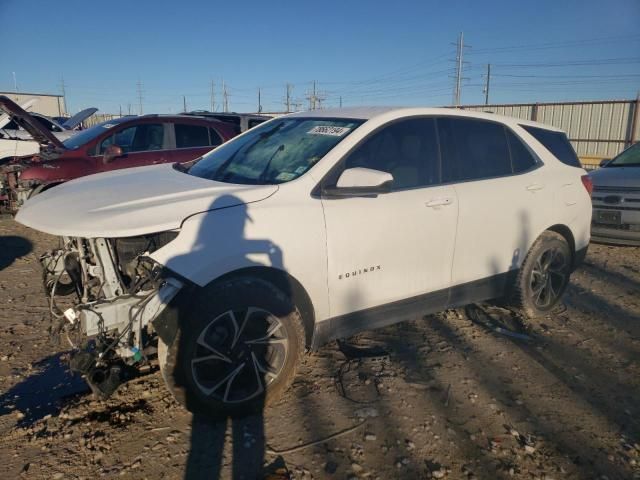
xmin=508 ymin=231 xmax=572 ymax=318
xmin=157 ymin=276 xmax=305 ymax=418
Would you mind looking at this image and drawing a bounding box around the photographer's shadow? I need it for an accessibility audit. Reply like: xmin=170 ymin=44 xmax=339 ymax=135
xmin=162 ymin=195 xmax=287 ymax=479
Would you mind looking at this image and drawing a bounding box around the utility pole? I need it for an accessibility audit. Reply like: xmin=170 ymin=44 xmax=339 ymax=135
xmin=210 ymin=80 xmax=215 ymax=111
xmin=12 ymin=72 xmax=18 ymax=92
xmin=119 ymin=105 xmax=122 ymax=117
xmin=257 ymin=87 xmax=262 ymax=113
xmin=183 ymin=95 xmax=187 ymax=113
xmin=127 ymin=103 xmax=131 ymax=115
xmin=137 ymin=79 xmax=144 ymax=115
xmin=307 ymin=81 xmax=323 ymax=110
xmin=339 ymin=96 xmax=343 ymax=108
xmin=483 ymin=63 xmax=491 ymax=105
xmin=452 ymin=32 xmax=469 ymax=106
xmin=307 ymin=81 xmax=317 ymax=110
xmin=60 ymin=75 xmax=68 ymax=115
xmin=285 ymin=83 xmax=292 ymax=113
xmin=222 ymin=80 xmax=229 ymax=112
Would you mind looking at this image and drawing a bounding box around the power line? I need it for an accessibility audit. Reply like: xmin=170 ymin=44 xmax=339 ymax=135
xmin=136 ymin=79 xmax=144 ymax=115
xmin=210 ymin=80 xmax=215 ymax=111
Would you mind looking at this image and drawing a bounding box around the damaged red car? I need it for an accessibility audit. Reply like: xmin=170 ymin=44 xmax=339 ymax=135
xmin=0 ymin=96 xmax=237 ymax=211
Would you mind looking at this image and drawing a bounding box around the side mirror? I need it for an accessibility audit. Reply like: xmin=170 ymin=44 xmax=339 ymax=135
xmin=103 ymin=144 xmax=123 ymax=164
xmin=323 ymin=167 xmax=393 ymax=197
xmin=599 ymin=158 xmax=611 ymax=167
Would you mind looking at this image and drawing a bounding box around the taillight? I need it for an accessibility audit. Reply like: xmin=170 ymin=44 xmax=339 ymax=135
xmin=581 ymin=175 xmax=593 ymax=196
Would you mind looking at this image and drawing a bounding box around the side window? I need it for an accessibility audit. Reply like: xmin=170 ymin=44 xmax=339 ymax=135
xmin=248 ymin=119 xmax=266 ymax=129
xmin=343 ymin=118 xmax=440 ymax=190
xmin=100 ymin=126 xmax=136 ymax=153
xmin=175 ymin=124 xmax=209 ymax=148
xmin=520 ymin=125 xmax=581 ymax=168
xmin=507 ymin=129 xmax=537 ymax=173
xmin=438 ymin=117 xmax=511 ymax=183
xmin=99 ymin=124 xmax=164 ymax=153
xmin=209 ymin=128 xmax=223 ymax=147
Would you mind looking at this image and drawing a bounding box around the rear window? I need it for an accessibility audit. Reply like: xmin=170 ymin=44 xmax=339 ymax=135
xmin=521 ymin=125 xmax=581 ymax=168
xmin=506 ymin=129 xmax=538 ymax=173
xmin=175 ymin=124 xmax=209 ymax=148
xmin=438 ymin=117 xmax=512 ymax=182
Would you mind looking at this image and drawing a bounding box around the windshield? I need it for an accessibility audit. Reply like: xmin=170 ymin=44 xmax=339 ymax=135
xmin=62 ymin=117 xmax=132 ymax=150
xmin=187 ymin=117 xmax=364 ymax=184
xmin=608 ymin=142 xmax=640 ymax=167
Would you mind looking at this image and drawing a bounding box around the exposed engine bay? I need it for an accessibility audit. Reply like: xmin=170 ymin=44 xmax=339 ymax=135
xmin=42 ymin=232 xmax=182 ymax=398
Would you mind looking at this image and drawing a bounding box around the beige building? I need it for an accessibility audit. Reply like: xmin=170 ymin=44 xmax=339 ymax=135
xmin=0 ymin=91 xmax=66 ymax=117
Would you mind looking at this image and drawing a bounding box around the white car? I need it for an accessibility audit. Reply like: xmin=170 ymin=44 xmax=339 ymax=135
xmin=16 ymin=107 xmax=592 ymax=416
xmin=0 ymin=103 xmax=97 ymax=163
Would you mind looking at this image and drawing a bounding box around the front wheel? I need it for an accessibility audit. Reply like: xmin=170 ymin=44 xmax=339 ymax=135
xmin=508 ymin=231 xmax=572 ymax=318
xmin=157 ymin=277 xmax=305 ymax=418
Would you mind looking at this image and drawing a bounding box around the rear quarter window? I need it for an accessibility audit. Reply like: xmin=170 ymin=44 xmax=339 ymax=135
xmin=521 ymin=125 xmax=581 ymax=168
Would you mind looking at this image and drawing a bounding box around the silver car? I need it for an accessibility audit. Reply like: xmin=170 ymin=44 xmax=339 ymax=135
xmin=589 ymin=142 xmax=640 ymax=245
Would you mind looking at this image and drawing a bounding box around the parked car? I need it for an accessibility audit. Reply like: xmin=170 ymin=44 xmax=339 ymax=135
xmin=16 ymin=107 xmax=591 ymax=416
xmin=2 ymin=107 xmax=98 ymax=141
xmin=589 ymin=142 xmax=640 ymax=245
xmin=185 ymin=111 xmax=272 ymax=133
xmin=0 ymin=95 xmax=237 ymax=211
xmin=0 ymin=99 xmax=97 ymax=165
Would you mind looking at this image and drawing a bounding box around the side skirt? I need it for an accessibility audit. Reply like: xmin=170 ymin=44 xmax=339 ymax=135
xmin=310 ymin=270 xmax=518 ymax=349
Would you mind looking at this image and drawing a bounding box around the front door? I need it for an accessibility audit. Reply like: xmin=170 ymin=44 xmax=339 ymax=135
xmin=321 ymin=117 xmax=458 ymax=324
xmin=98 ymin=122 xmax=170 ymax=172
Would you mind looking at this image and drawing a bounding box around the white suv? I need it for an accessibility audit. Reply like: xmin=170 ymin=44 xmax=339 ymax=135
xmin=17 ymin=107 xmax=592 ymax=416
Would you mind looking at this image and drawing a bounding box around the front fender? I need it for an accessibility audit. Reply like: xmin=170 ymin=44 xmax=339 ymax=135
xmin=149 ymin=195 xmax=330 ymax=322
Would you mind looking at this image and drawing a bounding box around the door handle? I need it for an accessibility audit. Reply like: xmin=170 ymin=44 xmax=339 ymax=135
xmin=426 ymin=197 xmax=453 ymax=208
xmin=526 ymin=183 xmax=544 ymax=192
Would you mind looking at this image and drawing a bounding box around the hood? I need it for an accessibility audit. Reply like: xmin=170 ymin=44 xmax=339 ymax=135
xmin=589 ymin=165 xmax=640 ymax=189
xmin=61 ymin=108 xmax=98 ymax=130
xmin=0 ymin=98 xmax=38 ymax=129
xmin=0 ymin=95 xmax=65 ymax=149
xmin=16 ymin=163 xmax=278 ymax=238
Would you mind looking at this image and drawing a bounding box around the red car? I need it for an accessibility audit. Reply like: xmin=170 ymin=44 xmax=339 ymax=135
xmin=0 ymin=96 xmax=237 ymax=211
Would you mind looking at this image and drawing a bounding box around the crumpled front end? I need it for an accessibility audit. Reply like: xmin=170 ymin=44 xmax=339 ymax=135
xmin=1 ymin=149 xmax=62 ymax=212
xmin=43 ymin=231 xmax=183 ymax=397
xmin=3 ymin=161 xmax=35 ymax=212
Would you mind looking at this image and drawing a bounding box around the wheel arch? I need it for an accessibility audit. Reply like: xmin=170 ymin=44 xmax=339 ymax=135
xmin=210 ymin=266 xmax=316 ymax=348
xmin=546 ymin=223 xmax=576 ymax=260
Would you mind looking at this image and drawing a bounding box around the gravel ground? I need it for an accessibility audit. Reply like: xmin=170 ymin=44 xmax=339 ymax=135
xmin=0 ymin=217 xmax=639 ymax=480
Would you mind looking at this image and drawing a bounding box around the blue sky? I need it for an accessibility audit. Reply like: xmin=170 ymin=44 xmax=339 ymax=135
xmin=1 ymin=0 xmax=638 ymax=114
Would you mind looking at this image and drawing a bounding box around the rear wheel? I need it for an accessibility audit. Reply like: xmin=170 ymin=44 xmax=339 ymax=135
xmin=508 ymin=231 xmax=572 ymax=318
xmin=157 ymin=277 xmax=305 ymax=418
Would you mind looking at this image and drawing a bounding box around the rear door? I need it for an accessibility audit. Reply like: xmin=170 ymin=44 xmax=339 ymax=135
xmin=97 ymin=122 xmax=171 ymax=171
xmin=438 ymin=117 xmax=550 ymax=303
xmin=170 ymin=122 xmax=223 ymax=163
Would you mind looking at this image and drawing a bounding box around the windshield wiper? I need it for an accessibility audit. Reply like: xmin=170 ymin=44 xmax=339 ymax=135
xmin=258 ymin=144 xmax=285 ymax=183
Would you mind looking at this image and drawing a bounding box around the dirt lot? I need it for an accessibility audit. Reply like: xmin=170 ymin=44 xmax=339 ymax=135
xmin=0 ymin=217 xmax=639 ymax=480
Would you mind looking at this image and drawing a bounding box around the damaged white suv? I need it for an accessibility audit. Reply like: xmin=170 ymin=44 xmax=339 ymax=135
xmin=17 ymin=107 xmax=592 ymax=416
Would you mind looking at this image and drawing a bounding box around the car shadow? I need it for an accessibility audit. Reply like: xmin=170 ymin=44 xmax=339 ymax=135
xmin=0 ymin=352 xmax=89 ymax=427
xmin=0 ymin=235 xmax=32 ymax=271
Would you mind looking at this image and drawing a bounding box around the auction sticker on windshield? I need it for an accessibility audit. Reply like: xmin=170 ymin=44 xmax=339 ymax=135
xmin=307 ymin=126 xmax=351 ymax=136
